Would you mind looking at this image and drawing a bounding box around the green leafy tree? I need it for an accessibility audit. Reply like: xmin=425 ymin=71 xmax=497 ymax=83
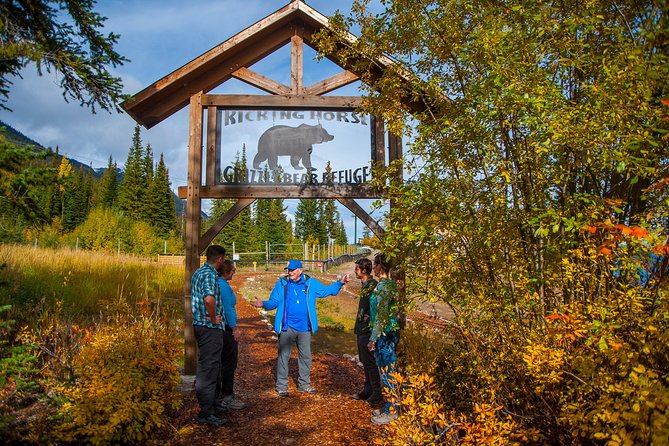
xmin=317 ymin=0 xmax=669 ymax=443
xmin=0 ymin=0 xmax=127 ymax=112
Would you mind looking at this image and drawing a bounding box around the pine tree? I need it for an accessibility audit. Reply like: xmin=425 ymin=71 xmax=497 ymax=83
xmin=96 ymin=156 xmax=118 ymax=209
xmin=141 ymin=143 xmax=154 ymax=222
xmin=321 ymin=200 xmax=340 ymax=241
xmin=63 ymin=165 xmax=92 ymax=230
xmin=148 ymin=154 xmax=176 ymax=237
xmin=209 ymin=150 xmax=254 ymax=253
xmin=335 ymin=218 xmax=348 ymax=245
xmin=294 ymin=199 xmax=326 ymax=244
xmin=117 ymin=126 xmax=145 ymax=220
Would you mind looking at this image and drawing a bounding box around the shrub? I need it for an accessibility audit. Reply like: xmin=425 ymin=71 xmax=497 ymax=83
xmin=55 ymin=313 xmax=182 ymax=444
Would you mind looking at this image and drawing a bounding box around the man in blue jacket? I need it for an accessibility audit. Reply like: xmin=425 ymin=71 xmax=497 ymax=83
xmin=253 ymin=260 xmax=350 ymax=396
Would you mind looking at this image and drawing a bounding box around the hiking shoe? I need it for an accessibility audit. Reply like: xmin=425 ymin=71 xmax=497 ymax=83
xmin=276 ymin=389 xmax=289 ymax=397
xmin=214 ymin=400 xmax=230 ymax=413
xmin=352 ymin=391 xmax=371 ymax=400
xmin=371 ymin=411 xmax=398 ymax=426
xmin=222 ymin=395 xmax=247 ymax=410
xmin=196 ymin=413 xmax=227 ymax=425
xmin=297 ymin=386 xmax=318 ymax=394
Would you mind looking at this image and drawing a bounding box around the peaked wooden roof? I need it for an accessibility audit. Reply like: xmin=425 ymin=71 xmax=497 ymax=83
xmin=122 ymin=0 xmax=404 ymax=129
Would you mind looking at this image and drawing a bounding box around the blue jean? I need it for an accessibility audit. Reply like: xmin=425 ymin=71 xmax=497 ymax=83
xmin=375 ymin=331 xmax=399 ymax=414
xmin=277 ymin=326 xmax=312 ymax=391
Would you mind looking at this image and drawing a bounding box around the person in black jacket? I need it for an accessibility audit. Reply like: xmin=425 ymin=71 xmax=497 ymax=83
xmin=351 ymin=258 xmax=383 ymax=406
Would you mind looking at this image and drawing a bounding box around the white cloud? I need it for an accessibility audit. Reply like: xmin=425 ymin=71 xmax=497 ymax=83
xmin=0 ymin=0 xmax=390 ymax=241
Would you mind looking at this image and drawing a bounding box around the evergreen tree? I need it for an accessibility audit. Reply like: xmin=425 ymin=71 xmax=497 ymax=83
xmin=321 ymin=200 xmax=340 ymax=241
xmin=96 ymin=156 xmax=118 ymax=209
xmin=117 ymin=126 xmax=145 ymax=220
xmin=294 ymin=199 xmax=326 ymax=244
xmin=141 ymin=143 xmax=154 ymax=221
xmin=209 ymin=151 xmax=254 ymax=253
xmin=254 ymin=199 xmax=272 ymax=246
xmin=148 ymin=154 xmax=176 ymax=237
xmin=63 ymin=165 xmax=92 ymax=230
xmin=335 ymin=218 xmax=348 ymax=245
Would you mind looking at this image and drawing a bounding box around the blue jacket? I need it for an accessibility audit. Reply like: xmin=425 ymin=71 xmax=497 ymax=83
xmin=262 ymin=273 xmax=343 ymax=333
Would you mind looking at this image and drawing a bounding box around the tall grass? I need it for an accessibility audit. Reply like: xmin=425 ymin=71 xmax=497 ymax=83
xmin=0 ymin=244 xmax=184 ymax=321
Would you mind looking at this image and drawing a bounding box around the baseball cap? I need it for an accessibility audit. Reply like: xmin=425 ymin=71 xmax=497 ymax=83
xmin=284 ymin=260 xmax=303 ymax=270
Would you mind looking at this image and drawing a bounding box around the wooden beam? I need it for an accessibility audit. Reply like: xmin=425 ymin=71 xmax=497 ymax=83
xmin=291 ymin=34 xmax=304 ymax=94
xmin=177 ymin=184 xmax=382 ymax=199
xmin=231 ymin=67 xmax=291 ymax=95
xmin=199 ymin=198 xmax=255 ymax=249
xmin=388 ymin=133 xmax=403 ymax=181
xmin=304 ymin=71 xmax=358 ymax=96
xmin=337 ymin=198 xmax=385 ymax=238
xmin=130 ymin=27 xmax=295 ymax=128
xmin=372 ymin=115 xmax=386 ymax=165
xmin=184 ymin=92 xmax=204 ymax=375
xmin=201 ymin=94 xmax=362 ymax=109
xmin=205 ymin=106 xmax=220 ymax=185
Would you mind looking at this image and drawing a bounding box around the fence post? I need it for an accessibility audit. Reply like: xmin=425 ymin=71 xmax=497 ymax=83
xmin=34 ymin=238 xmax=37 ymax=249
xmin=76 ymin=237 xmax=79 ymax=251
xmin=266 ymin=241 xmax=269 ymax=269
xmin=164 ymin=240 xmax=167 ymax=254
xmin=118 ymin=239 xmax=121 ymax=256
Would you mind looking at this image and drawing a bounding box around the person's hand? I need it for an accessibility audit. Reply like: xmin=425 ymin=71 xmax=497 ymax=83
xmin=232 ymin=327 xmax=239 ymax=341
xmin=340 ymin=274 xmax=350 ymax=284
xmin=367 ymin=341 xmax=375 ymax=351
xmin=363 ymin=314 xmax=369 ymax=322
xmin=251 ymin=298 xmax=264 ymax=309
xmin=215 ymin=315 xmax=223 ymax=325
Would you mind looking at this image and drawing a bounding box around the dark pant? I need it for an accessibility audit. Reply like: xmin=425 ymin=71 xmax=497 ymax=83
xmin=194 ymin=325 xmax=225 ymax=416
xmin=357 ymin=331 xmax=382 ymax=402
xmin=217 ymin=327 xmax=238 ymax=399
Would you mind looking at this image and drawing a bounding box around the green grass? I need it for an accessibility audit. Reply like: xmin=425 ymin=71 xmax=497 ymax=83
xmin=0 ymin=244 xmax=184 ymax=321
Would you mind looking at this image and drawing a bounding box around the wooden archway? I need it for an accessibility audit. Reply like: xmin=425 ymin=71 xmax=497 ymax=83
xmin=122 ymin=0 xmax=413 ymax=373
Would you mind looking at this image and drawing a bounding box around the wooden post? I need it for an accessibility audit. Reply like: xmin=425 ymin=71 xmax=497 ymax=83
xmin=205 ymin=106 xmax=221 ymax=186
xmin=290 ymin=34 xmax=303 ymax=94
xmin=184 ymin=92 xmax=204 ymax=375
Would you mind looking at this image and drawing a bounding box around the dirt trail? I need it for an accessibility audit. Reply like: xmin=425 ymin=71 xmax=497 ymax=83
xmin=170 ymin=273 xmax=378 ymax=446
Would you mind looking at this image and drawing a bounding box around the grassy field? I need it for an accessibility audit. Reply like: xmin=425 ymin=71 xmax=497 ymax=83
xmin=0 ymin=244 xmax=184 ymax=321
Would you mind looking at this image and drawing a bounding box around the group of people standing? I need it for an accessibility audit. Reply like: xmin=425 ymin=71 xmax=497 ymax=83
xmin=190 ymin=246 xmax=401 ymax=427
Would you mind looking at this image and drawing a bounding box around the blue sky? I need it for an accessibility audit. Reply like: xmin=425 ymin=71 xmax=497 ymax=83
xmin=0 ymin=0 xmax=387 ymax=243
